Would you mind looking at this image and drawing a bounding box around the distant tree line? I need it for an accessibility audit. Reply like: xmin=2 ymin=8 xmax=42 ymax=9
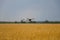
xmin=0 ymin=18 xmax=60 ymax=24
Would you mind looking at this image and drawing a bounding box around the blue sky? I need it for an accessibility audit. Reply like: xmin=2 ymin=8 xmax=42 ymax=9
xmin=0 ymin=0 xmax=60 ymax=21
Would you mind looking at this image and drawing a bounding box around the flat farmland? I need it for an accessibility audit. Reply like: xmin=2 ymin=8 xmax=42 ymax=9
xmin=0 ymin=24 xmax=60 ymax=40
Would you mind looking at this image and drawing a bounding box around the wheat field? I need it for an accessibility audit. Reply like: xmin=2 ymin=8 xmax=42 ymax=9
xmin=0 ymin=24 xmax=60 ymax=40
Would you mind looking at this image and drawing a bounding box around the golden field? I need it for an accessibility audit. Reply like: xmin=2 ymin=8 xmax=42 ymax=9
xmin=0 ymin=24 xmax=60 ymax=40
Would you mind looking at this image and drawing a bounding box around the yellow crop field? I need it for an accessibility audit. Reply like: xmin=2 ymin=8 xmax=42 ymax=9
xmin=0 ymin=24 xmax=60 ymax=40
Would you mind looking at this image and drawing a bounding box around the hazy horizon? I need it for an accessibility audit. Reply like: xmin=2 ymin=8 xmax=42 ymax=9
xmin=0 ymin=0 xmax=60 ymax=21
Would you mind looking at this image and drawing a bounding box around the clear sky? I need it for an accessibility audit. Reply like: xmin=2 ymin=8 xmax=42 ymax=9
xmin=0 ymin=0 xmax=60 ymax=21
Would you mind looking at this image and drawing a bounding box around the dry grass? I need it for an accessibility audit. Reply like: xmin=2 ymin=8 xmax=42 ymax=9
xmin=0 ymin=24 xmax=60 ymax=40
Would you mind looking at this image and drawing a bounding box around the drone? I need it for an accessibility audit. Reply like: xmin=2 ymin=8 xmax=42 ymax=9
xmin=26 ymin=18 xmax=34 ymax=22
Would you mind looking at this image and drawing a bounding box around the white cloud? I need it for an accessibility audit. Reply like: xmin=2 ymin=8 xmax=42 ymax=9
xmin=16 ymin=9 xmax=36 ymax=19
